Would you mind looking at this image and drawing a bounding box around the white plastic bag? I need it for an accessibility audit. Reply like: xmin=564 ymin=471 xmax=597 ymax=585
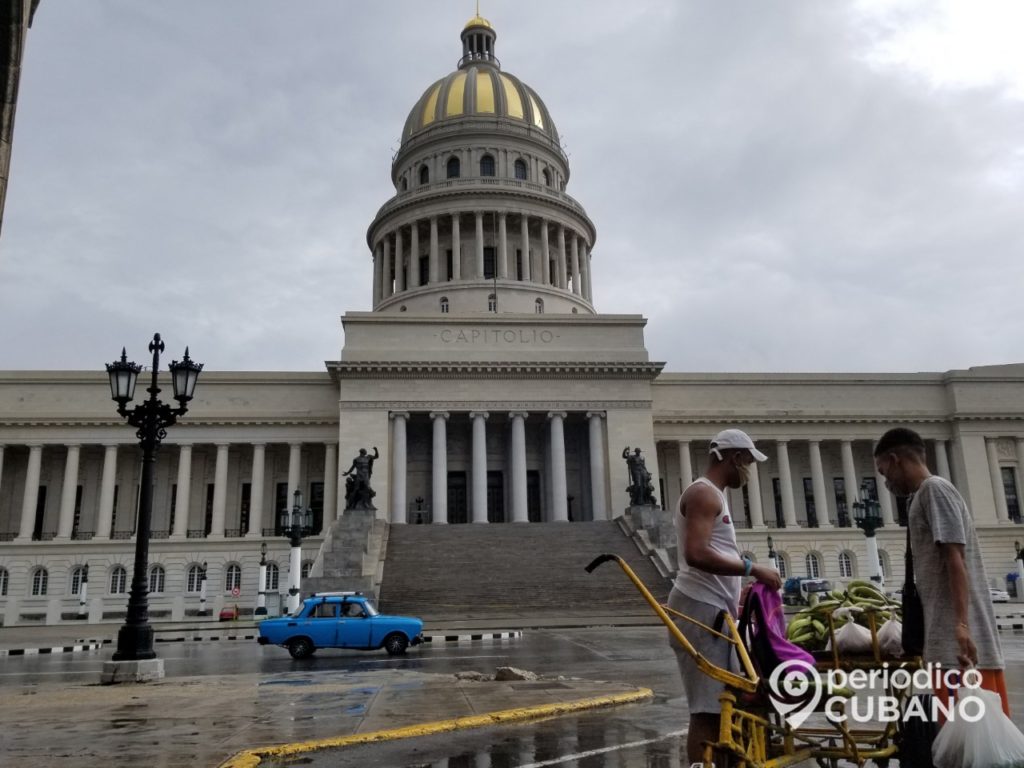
xmin=933 ymin=686 xmax=1024 ymax=768
xmin=833 ymin=619 xmax=873 ymax=654
xmin=877 ymin=617 xmax=903 ymax=657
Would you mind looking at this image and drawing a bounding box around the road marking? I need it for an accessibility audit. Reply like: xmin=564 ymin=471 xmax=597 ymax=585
xmin=356 ymin=654 xmax=509 ymax=664
xmin=516 ymin=728 xmax=688 ymax=767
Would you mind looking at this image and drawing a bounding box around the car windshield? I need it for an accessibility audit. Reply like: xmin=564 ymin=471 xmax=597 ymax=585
xmin=363 ymin=600 xmax=379 ymax=617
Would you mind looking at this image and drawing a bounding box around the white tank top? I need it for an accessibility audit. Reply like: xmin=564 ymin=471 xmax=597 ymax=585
xmin=673 ymin=477 xmax=742 ymax=614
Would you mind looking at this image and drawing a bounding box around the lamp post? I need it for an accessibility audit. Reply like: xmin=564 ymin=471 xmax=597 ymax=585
xmin=198 ymin=561 xmax=208 ymax=616
xmin=280 ymin=489 xmax=312 ymax=615
xmin=255 ymin=542 xmax=268 ymax=618
xmin=104 ymin=333 xmax=202 ymax=671
xmin=852 ymin=482 xmax=884 ymax=585
xmin=767 ymin=535 xmax=778 ymax=573
xmin=1015 ymin=541 xmax=1024 ymax=601
xmin=77 ymin=563 xmax=89 ymax=618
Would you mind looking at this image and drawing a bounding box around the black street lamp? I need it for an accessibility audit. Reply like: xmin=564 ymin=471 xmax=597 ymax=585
xmin=280 ymin=489 xmax=312 ymax=614
xmin=852 ymin=482 xmax=884 ymax=584
xmin=106 ymin=333 xmax=202 ymax=662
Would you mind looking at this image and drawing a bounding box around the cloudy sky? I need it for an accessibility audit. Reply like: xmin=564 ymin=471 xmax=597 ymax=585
xmin=2 ymin=0 xmax=1022 ymax=374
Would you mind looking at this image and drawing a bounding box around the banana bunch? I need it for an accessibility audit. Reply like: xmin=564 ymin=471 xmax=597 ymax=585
xmin=785 ymin=580 xmax=901 ymax=651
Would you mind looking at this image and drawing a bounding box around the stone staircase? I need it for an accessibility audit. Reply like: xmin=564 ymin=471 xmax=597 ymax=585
xmin=305 ymin=510 xmax=388 ymax=600
xmin=377 ymin=519 xmax=671 ymax=622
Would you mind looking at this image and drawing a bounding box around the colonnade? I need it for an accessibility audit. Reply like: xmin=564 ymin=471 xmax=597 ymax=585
xmin=388 ymin=410 xmax=607 ymax=525
xmin=0 ymin=441 xmax=338 ymax=543
xmin=372 ymin=211 xmax=593 ymax=304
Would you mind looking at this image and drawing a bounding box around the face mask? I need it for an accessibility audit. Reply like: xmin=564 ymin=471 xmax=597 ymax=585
xmin=736 ymin=462 xmax=751 ymax=486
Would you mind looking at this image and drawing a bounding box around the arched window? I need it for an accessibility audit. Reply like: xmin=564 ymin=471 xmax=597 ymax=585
xmin=186 ymin=564 xmax=203 ymax=593
xmin=805 ymin=553 xmax=821 ymax=579
xmin=514 ymin=158 xmax=527 ymax=180
xmin=446 ymin=157 xmax=461 ymax=179
xmin=419 ymin=165 xmax=429 ymax=185
xmin=400 ymin=177 xmax=408 ymax=191
xmin=109 ymin=566 xmax=127 ymax=594
xmin=535 ymin=298 xmax=544 ymax=314
xmin=878 ymin=549 xmax=891 ymax=580
xmin=70 ymin=566 xmax=86 ymax=595
xmin=0 ymin=567 xmax=8 ymax=596
xmin=480 ymin=154 xmax=495 ymax=177
xmin=440 ymin=297 xmax=449 ymax=314
xmin=31 ymin=567 xmax=48 ymax=596
xmin=542 ymin=168 xmax=552 ymax=187
xmin=487 ymin=294 xmax=497 ymax=312
xmin=149 ymin=565 xmax=165 ymax=594
xmin=225 ymin=563 xmax=241 ymax=591
xmin=776 ymin=553 xmax=788 ymax=579
xmin=266 ymin=563 xmax=280 ymax=591
xmin=838 ymin=551 xmax=855 ymax=579
xmin=301 ymin=560 xmax=313 ymax=579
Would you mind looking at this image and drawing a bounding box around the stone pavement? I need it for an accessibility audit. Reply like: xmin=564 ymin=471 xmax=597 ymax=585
xmin=0 ymin=665 xmax=651 ymax=768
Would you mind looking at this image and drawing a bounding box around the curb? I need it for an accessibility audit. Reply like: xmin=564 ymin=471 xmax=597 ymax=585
xmin=0 ymin=630 xmax=524 ymax=656
xmin=216 ymin=686 xmax=654 ymax=768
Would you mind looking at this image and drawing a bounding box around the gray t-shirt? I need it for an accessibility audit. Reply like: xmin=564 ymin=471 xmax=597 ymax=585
xmin=908 ymin=475 xmax=1003 ymax=668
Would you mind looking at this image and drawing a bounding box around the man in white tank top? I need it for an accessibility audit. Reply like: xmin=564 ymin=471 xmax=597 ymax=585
xmin=668 ymin=429 xmax=783 ymax=765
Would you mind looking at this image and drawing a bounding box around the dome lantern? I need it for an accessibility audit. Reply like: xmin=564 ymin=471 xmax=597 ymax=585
xmin=459 ymin=13 xmax=499 ymax=69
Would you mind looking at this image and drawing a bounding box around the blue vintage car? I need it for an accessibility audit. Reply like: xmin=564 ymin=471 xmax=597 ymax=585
xmin=257 ymin=592 xmax=423 ymax=659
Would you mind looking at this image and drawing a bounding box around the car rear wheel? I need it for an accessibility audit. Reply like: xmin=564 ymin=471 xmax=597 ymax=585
xmin=288 ymin=637 xmax=315 ymax=659
xmin=383 ymin=633 xmax=409 ymax=656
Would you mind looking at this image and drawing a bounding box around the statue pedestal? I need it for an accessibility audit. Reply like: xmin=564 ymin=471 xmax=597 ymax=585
xmin=626 ymin=503 xmax=661 ymax=530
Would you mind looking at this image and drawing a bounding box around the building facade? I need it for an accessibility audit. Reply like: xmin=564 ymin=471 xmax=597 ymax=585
xmin=1 ymin=15 xmax=1023 ymax=626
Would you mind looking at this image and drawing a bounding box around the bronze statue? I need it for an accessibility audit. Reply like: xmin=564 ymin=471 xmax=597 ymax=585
xmin=623 ymin=446 xmax=657 ymax=507
xmin=343 ymin=447 xmax=379 ymax=511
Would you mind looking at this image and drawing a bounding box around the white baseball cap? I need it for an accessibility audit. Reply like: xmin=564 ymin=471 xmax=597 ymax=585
xmin=709 ymin=429 xmax=768 ymax=462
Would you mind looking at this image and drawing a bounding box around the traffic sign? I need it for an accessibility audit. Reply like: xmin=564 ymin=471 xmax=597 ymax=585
xmin=231 ymin=587 xmax=240 ymax=597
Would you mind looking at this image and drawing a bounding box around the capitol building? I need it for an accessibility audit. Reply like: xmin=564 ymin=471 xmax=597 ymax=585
xmin=1 ymin=14 xmax=1023 ymax=626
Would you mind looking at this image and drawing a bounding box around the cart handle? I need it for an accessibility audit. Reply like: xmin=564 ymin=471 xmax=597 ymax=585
xmin=585 ymin=554 xmax=618 ymax=573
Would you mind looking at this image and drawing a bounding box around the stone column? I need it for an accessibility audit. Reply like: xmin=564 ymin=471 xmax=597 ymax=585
xmin=431 ymin=412 xmax=449 ymax=524
xmin=287 ymin=442 xmax=302 ymax=508
xmin=519 ymin=214 xmax=531 ymax=281
xmin=210 ymin=443 xmax=230 ymax=537
xmin=840 ymin=440 xmax=858 ymax=526
xmin=748 ymin=463 xmax=766 ymax=528
xmin=548 ymin=412 xmax=568 ymax=522
xmin=935 ymin=439 xmax=951 ymax=480
xmin=475 ymin=211 xmax=485 ymax=278
xmin=429 ymin=216 xmax=439 ymax=284
xmin=471 ymin=412 xmax=489 ymax=523
xmin=394 ymin=227 xmax=405 ymax=292
xmin=986 ymin=438 xmax=1010 ymax=523
xmin=581 ymin=242 xmax=592 ymax=301
xmin=246 ymin=443 xmax=265 ymax=537
xmin=409 ymin=221 xmax=420 ymax=288
xmin=323 ymin=442 xmax=338 ymax=522
xmin=390 ymin=412 xmax=408 ymax=524
xmin=451 ymin=214 xmax=461 ymax=280
xmin=382 ymin=236 xmax=393 ymax=299
xmin=96 ymin=444 xmax=119 ymax=541
xmin=0 ymin=445 xmax=4 ymax=508
xmin=55 ymin=445 xmax=81 ymax=539
xmin=16 ymin=444 xmax=43 ymax=540
xmin=875 ymin=469 xmax=896 ymax=526
xmin=509 ymin=412 xmax=529 ymax=523
xmin=808 ymin=441 xmax=832 ymax=528
xmin=570 ymin=235 xmax=581 ymax=295
xmin=776 ymin=441 xmax=798 ymax=528
xmin=540 ymin=221 xmax=551 ymax=285
xmin=1017 ymin=439 xmax=1024 ymax=517
xmin=677 ymin=441 xmax=693 ymax=491
xmin=497 ymin=212 xmax=508 ymax=279
xmin=587 ymin=412 xmax=607 ymax=521
xmin=373 ymin=242 xmax=383 ymax=305
xmin=556 ymin=225 xmax=568 ymax=289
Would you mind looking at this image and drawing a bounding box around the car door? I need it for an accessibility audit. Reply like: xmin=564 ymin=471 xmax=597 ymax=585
xmin=337 ymin=600 xmax=373 ymax=648
xmin=301 ymin=601 xmax=340 ymax=647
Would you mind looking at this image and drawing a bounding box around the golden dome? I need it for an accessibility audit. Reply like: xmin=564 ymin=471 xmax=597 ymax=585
xmin=463 ymin=14 xmax=493 ymax=31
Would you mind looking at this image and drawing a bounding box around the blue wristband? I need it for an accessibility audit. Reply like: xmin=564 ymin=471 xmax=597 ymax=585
xmin=742 ymin=557 xmax=753 ymax=577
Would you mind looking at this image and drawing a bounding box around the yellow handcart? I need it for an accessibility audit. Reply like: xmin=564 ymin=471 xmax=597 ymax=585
xmin=586 ymin=553 xmax=922 ymax=768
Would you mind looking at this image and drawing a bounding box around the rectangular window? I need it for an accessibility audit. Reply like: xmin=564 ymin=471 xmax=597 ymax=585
xmin=833 ymin=478 xmax=849 ymax=527
xmin=803 ymin=478 xmax=818 ymax=528
xmin=487 ymin=470 xmax=505 ymax=523
xmin=32 ymin=486 xmax=47 ymax=540
xmin=71 ymin=485 xmax=83 ymax=537
xmin=516 ymin=249 xmax=524 ymax=280
xmin=771 ymin=478 xmax=785 ymax=528
xmin=419 ymin=255 xmax=429 ymax=286
xmin=1002 ymin=467 xmax=1021 ymax=523
xmin=111 ymin=485 xmax=119 ymax=537
xmin=169 ymin=483 xmax=177 ymax=534
xmin=240 ymin=483 xmax=251 ymax=535
xmin=446 ymin=249 xmax=454 ymax=280
xmin=741 ymin=485 xmax=751 ymax=525
xmin=204 ymin=483 xmax=214 ymax=535
xmin=275 ymin=482 xmax=289 ymax=535
xmin=309 ymin=481 xmax=324 ymax=534
xmin=527 ymin=470 xmax=541 ymax=523
xmin=483 ymin=246 xmax=496 ymax=279
xmin=447 ymin=471 xmax=468 ymax=524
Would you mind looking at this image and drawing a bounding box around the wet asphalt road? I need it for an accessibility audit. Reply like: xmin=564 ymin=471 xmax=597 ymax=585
xmin=5 ymin=629 xmax=1024 ymax=767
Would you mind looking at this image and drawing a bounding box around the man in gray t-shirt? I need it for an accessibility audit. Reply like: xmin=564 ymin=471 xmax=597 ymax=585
xmin=874 ymin=427 xmax=1008 ymax=715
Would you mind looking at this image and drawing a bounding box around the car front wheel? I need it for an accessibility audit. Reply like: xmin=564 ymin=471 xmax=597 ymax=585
xmin=287 ymin=637 xmax=315 ymax=659
xmin=383 ymin=633 xmax=409 ymax=656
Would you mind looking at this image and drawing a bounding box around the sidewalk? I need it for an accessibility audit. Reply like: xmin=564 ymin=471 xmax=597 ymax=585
xmin=0 ymin=665 xmax=651 ymax=768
